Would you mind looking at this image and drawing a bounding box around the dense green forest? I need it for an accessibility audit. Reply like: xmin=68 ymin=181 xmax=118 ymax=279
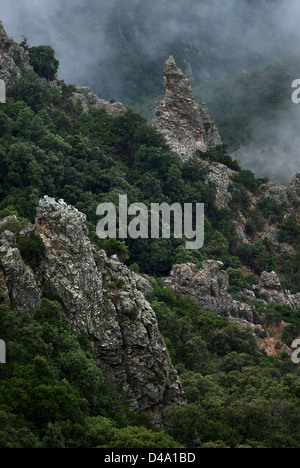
xmin=0 ymin=53 xmax=299 ymax=448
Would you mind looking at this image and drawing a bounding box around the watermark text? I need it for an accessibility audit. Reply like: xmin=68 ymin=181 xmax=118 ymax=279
xmin=96 ymin=196 xmax=204 ymax=250
xmin=0 ymin=340 xmax=6 ymax=364
xmin=0 ymin=79 xmax=6 ymax=103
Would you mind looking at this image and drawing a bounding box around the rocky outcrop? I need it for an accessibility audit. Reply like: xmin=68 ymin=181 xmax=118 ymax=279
xmin=264 ymin=172 xmax=300 ymax=216
xmin=0 ymin=230 xmax=41 ymax=315
xmin=72 ymin=86 xmax=126 ymax=117
xmin=163 ymin=261 xmax=299 ymax=314
xmin=288 ymin=173 xmax=300 ymax=199
xmin=162 ymin=262 xmax=299 ymax=357
xmin=0 ymin=21 xmax=31 ymax=87
xmin=256 ymin=271 xmax=300 ymax=309
xmin=163 ymin=260 xmax=253 ymax=319
xmin=152 ymin=56 xmax=222 ymax=161
xmin=206 ymin=162 xmax=236 ymax=207
xmin=0 ymin=197 xmax=185 ymax=423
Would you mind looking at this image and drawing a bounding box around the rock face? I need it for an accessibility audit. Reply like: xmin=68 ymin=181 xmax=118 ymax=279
xmin=206 ymin=162 xmax=236 ymax=207
xmin=163 ymin=260 xmax=253 ymax=319
xmin=257 ymin=271 xmax=300 ymax=309
xmin=163 ymin=261 xmax=299 ymax=314
xmin=0 ymin=21 xmax=31 ymax=87
xmin=152 ymin=56 xmax=222 ymax=161
xmin=0 ymin=197 xmax=185 ymax=423
xmin=72 ymin=86 xmax=126 ymax=117
xmin=265 ymin=172 xmax=300 ymax=211
xmin=162 ymin=261 xmax=299 ymax=357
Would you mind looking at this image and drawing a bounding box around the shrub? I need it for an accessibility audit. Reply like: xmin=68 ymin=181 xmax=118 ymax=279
xmin=104 ymin=239 xmax=129 ymax=262
xmin=17 ymin=235 xmax=46 ymax=267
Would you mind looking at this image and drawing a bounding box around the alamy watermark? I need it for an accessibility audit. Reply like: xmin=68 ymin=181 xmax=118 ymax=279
xmin=0 ymin=79 xmax=6 ymax=103
xmin=0 ymin=340 xmax=6 ymax=364
xmin=292 ymin=339 xmax=300 ymax=364
xmin=96 ymin=195 xmax=204 ymax=250
xmin=291 ymin=79 xmax=300 ymax=104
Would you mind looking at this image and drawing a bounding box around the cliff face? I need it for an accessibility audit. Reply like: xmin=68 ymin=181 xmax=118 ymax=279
xmin=0 ymin=21 xmax=31 ymax=87
xmin=0 ymin=197 xmax=186 ymax=423
xmin=152 ymin=56 xmax=222 ymax=161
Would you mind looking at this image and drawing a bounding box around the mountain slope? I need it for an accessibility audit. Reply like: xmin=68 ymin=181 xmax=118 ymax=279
xmin=0 ymin=21 xmax=300 ymax=448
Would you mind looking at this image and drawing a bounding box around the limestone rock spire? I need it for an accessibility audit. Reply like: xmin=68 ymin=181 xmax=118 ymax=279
xmin=153 ymin=56 xmax=222 ymax=161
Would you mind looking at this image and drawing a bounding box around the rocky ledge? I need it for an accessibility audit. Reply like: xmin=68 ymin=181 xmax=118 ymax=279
xmin=72 ymin=86 xmax=127 ymax=117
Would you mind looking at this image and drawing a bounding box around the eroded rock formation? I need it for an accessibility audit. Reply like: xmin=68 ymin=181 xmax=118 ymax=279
xmin=163 ymin=260 xmax=253 ymax=318
xmin=162 ymin=261 xmax=299 ymax=357
xmin=152 ymin=56 xmax=222 ymax=161
xmin=0 ymin=21 xmax=32 ymax=87
xmin=71 ymin=86 xmax=126 ymax=117
xmin=0 ymin=197 xmax=186 ymax=423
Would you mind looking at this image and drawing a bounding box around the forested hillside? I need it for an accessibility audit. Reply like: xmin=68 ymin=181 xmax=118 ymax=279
xmin=0 ymin=23 xmax=299 ymax=448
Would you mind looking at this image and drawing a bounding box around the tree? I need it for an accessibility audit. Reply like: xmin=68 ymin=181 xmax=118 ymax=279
xmin=11 ymin=70 xmax=52 ymax=112
xmin=28 ymin=46 xmax=59 ymax=81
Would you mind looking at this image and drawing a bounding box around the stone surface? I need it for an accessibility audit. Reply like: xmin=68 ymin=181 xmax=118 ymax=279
xmin=0 ymin=196 xmax=185 ymax=423
xmin=256 ymin=271 xmax=300 ymax=309
xmin=163 ymin=261 xmax=299 ymax=314
xmin=0 ymin=21 xmax=32 ymax=87
xmin=152 ymin=56 xmax=222 ymax=161
xmin=163 ymin=260 xmax=253 ymax=318
xmin=206 ymin=162 xmax=236 ymax=207
xmin=264 ymin=173 xmax=300 ymax=216
xmin=72 ymin=86 xmax=126 ymax=117
xmin=162 ymin=261 xmax=299 ymax=357
xmin=0 ymin=232 xmax=41 ymax=315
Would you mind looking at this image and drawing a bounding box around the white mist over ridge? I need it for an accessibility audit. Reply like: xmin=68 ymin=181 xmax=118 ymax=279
xmin=2 ymin=0 xmax=300 ymax=94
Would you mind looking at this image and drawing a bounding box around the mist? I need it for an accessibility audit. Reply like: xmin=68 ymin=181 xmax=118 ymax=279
xmin=2 ymin=0 xmax=300 ymax=94
xmin=1 ymin=0 xmax=300 ymax=184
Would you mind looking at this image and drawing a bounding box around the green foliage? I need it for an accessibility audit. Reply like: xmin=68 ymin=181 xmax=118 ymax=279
xmin=104 ymin=239 xmax=129 ymax=262
xmin=235 ymin=240 xmax=276 ymax=275
xmin=226 ymin=267 xmax=257 ymax=293
xmin=17 ymin=235 xmax=46 ymax=267
xmin=82 ymin=417 xmax=182 ymax=448
xmin=9 ymin=70 xmax=52 ymax=112
xmin=0 ymin=299 xmax=179 ymax=448
xmin=0 ymin=48 xmax=299 ymax=449
xmin=278 ymin=216 xmax=300 ymax=245
xmin=147 ymin=284 xmax=300 ymax=449
xmin=3 ymin=74 xmax=294 ymax=280
xmin=255 ymin=197 xmax=286 ymax=224
xmin=232 ymin=170 xmax=268 ymax=193
xmin=28 ymin=46 xmax=59 ymax=81
xmin=197 ymin=145 xmax=241 ymax=172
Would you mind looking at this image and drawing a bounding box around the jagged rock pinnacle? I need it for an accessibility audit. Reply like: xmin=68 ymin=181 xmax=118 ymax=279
xmin=0 ymin=196 xmax=186 ymax=423
xmin=164 ymin=55 xmax=194 ymax=101
xmin=153 ymin=56 xmax=222 ymax=161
